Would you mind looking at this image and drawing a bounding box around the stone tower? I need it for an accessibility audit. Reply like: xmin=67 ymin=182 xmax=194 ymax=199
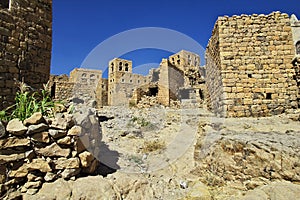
xmin=206 ymin=12 xmax=298 ymax=117
xmin=0 ymin=0 xmax=52 ymax=110
xmin=108 ymin=58 xmax=133 ymax=105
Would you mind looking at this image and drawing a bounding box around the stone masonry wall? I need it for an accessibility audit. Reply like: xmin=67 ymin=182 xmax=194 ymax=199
xmin=0 ymin=0 xmax=52 ymax=110
xmin=206 ymin=22 xmax=224 ymax=115
xmin=206 ymin=12 xmax=298 ymax=117
xmin=292 ymin=56 xmax=300 ymax=107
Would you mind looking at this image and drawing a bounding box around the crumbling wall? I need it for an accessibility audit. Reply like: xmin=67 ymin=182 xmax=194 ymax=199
xmin=157 ymin=59 xmax=185 ymax=106
xmin=206 ymin=22 xmax=224 ymax=115
xmin=292 ymin=56 xmax=300 ymax=107
xmin=291 ymin=14 xmax=300 ymax=54
xmin=206 ymin=12 xmax=298 ymax=117
xmin=70 ymin=68 xmax=102 ymax=107
xmin=49 ymin=75 xmax=74 ymax=101
xmin=0 ymin=0 xmax=52 ymax=110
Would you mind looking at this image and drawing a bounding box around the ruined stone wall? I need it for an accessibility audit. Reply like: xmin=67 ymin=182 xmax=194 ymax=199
xmin=292 ymin=56 xmax=300 ymax=107
xmin=169 ymin=50 xmax=201 ymax=87
xmin=206 ymin=12 xmax=298 ymax=117
xmin=157 ymin=59 xmax=170 ymax=106
xmin=205 ymin=22 xmax=224 ymax=115
xmin=157 ymin=59 xmax=185 ymax=106
xmin=0 ymin=0 xmax=52 ymax=110
xmin=110 ymin=73 xmax=149 ymax=106
xmin=99 ymin=78 xmax=108 ymax=107
xmin=291 ymin=14 xmax=300 ymax=54
xmin=168 ymin=64 xmax=185 ymax=100
xmin=70 ymin=68 xmax=102 ymax=107
xmin=48 ymin=75 xmax=74 ymax=101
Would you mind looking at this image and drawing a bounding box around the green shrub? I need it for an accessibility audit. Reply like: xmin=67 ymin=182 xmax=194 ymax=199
xmin=129 ymin=116 xmax=151 ymax=127
xmin=0 ymin=81 xmax=57 ymax=122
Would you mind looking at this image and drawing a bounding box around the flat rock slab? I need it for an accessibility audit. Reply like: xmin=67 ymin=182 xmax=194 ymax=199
xmin=24 ymin=112 xmax=44 ymax=126
xmin=6 ymin=119 xmax=27 ymax=136
xmin=27 ymin=123 xmax=48 ymax=135
xmin=0 ymin=137 xmax=30 ymax=149
xmin=0 ymin=153 xmax=25 ymax=164
xmin=35 ymin=143 xmax=70 ymax=157
xmin=9 ymin=158 xmax=51 ymax=178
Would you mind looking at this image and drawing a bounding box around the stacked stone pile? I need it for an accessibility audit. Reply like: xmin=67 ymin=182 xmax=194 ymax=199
xmin=0 ymin=109 xmax=101 ymax=196
xmin=136 ymin=95 xmax=159 ymax=108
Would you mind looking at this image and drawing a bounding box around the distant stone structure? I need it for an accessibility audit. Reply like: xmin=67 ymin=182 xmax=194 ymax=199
xmin=50 ymin=50 xmax=207 ymax=109
xmin=49 ymin=68 xmax=105 ymax=107
xmin=206 ymin=12 xmax=299 ymax=117
xmin=291 ymin=14 xmax=300 ymax=108
xmin=291 ymin=14 xmax=300 ymax=54
xmin=0 ymin=0 xmax=52 ymax=110
xmin=108 ymin=58 xmax=149 ymax=106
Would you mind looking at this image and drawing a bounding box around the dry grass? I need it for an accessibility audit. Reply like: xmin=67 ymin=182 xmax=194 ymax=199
xmin=142 ymin=140 xmax=166 ymax=153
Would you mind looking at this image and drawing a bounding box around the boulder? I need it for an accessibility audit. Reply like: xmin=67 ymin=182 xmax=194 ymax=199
xmin=23 ymin=180 xmax=42 ymax=189
xmin=44 ymin=172 xmax=57 ymax=182
xmin=6 ymin=118 xmax=28 ymax=136
xmin=0 ymin=137 xmax=30 ymax=149
xmin=24 ymin=112 xmax=44 ymax=126
xmin=49 ymin=129 xmax=67 ymax=139
xmin=75 ymin=135 xmax=90 ymax=154
xmin=50 ymin=114 xmax=74 ymax=130
xmin=57 ymin=136 xmax=72 ymax=145
xmin=82 ymin=159 xmax=98 ymax=174
xmin=71 ymin=176 xmax=117 ymax=200
xmin=23 ymin=178 xmax=72 ymax=200
xmin=67 ymin=125 xmax=82 ymax=136
xmin=27 ymin=123 xmax=48 ymax=135
xmin=54 ymin=157 xmax=80 ymax=170
xmin=35 ymin=143 xmax=70 ymax=157
xmin=31 ymin=132 xmax=50 ymax=143
xmin=185 ymin=181 xmax=212 ymax=200
xmin=61 ymin=168 xmax=81 ymax=179
xmin=79 ymin=151 xmax=94 ymax=167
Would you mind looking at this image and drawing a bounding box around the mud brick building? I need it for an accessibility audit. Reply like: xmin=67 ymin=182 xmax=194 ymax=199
xmin=0 ymin=0 xmax=52 ymax=110
xmin=206 ymin=12 xmax=299 ymax=117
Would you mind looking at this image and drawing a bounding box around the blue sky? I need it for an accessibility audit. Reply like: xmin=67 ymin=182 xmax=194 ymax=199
xmin=51 ymin=0 xmax=300 ymax=76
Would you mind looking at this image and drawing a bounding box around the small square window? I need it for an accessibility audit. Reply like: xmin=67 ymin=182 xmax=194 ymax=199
xmin=266 ymin=93 xmax=272 ymax=100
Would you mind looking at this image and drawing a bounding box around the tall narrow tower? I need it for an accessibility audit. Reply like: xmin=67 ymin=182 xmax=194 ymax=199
xmin=108 ymin=58 xmax=132 ymax=105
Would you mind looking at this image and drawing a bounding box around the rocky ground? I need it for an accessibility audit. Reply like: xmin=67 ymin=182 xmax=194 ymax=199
xmin=5 ymin=106 xmax=300 ymax=200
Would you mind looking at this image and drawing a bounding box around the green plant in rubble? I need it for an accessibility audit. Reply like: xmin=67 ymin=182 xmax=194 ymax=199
xmin=129 ymin=116 xmax=151 ymax=127
xmin=0 ymin=81 xmax=57 ymax=122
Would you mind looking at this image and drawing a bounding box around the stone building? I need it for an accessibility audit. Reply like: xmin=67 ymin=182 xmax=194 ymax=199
xmin=291 ymin=14 xmax=300 ymax=55
xmin=50 ymin=68 xmax=105 ymax=108
xmin=49 ymin=74 xmax=73 ymax=101
xmin=50 ymin=50 xmax=206 ymax=108
xmin=130 ymin=50 xmax=207 ymax=107
xmin=108 ymin=58 xmax=150 ymax=106
xmin=0 ymin=0 xmax=52 ymax=110
xmin=206 ymin=12 xmax=298 ymax=117
xmin=291 ymin=15 xmax=300 ymax=107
